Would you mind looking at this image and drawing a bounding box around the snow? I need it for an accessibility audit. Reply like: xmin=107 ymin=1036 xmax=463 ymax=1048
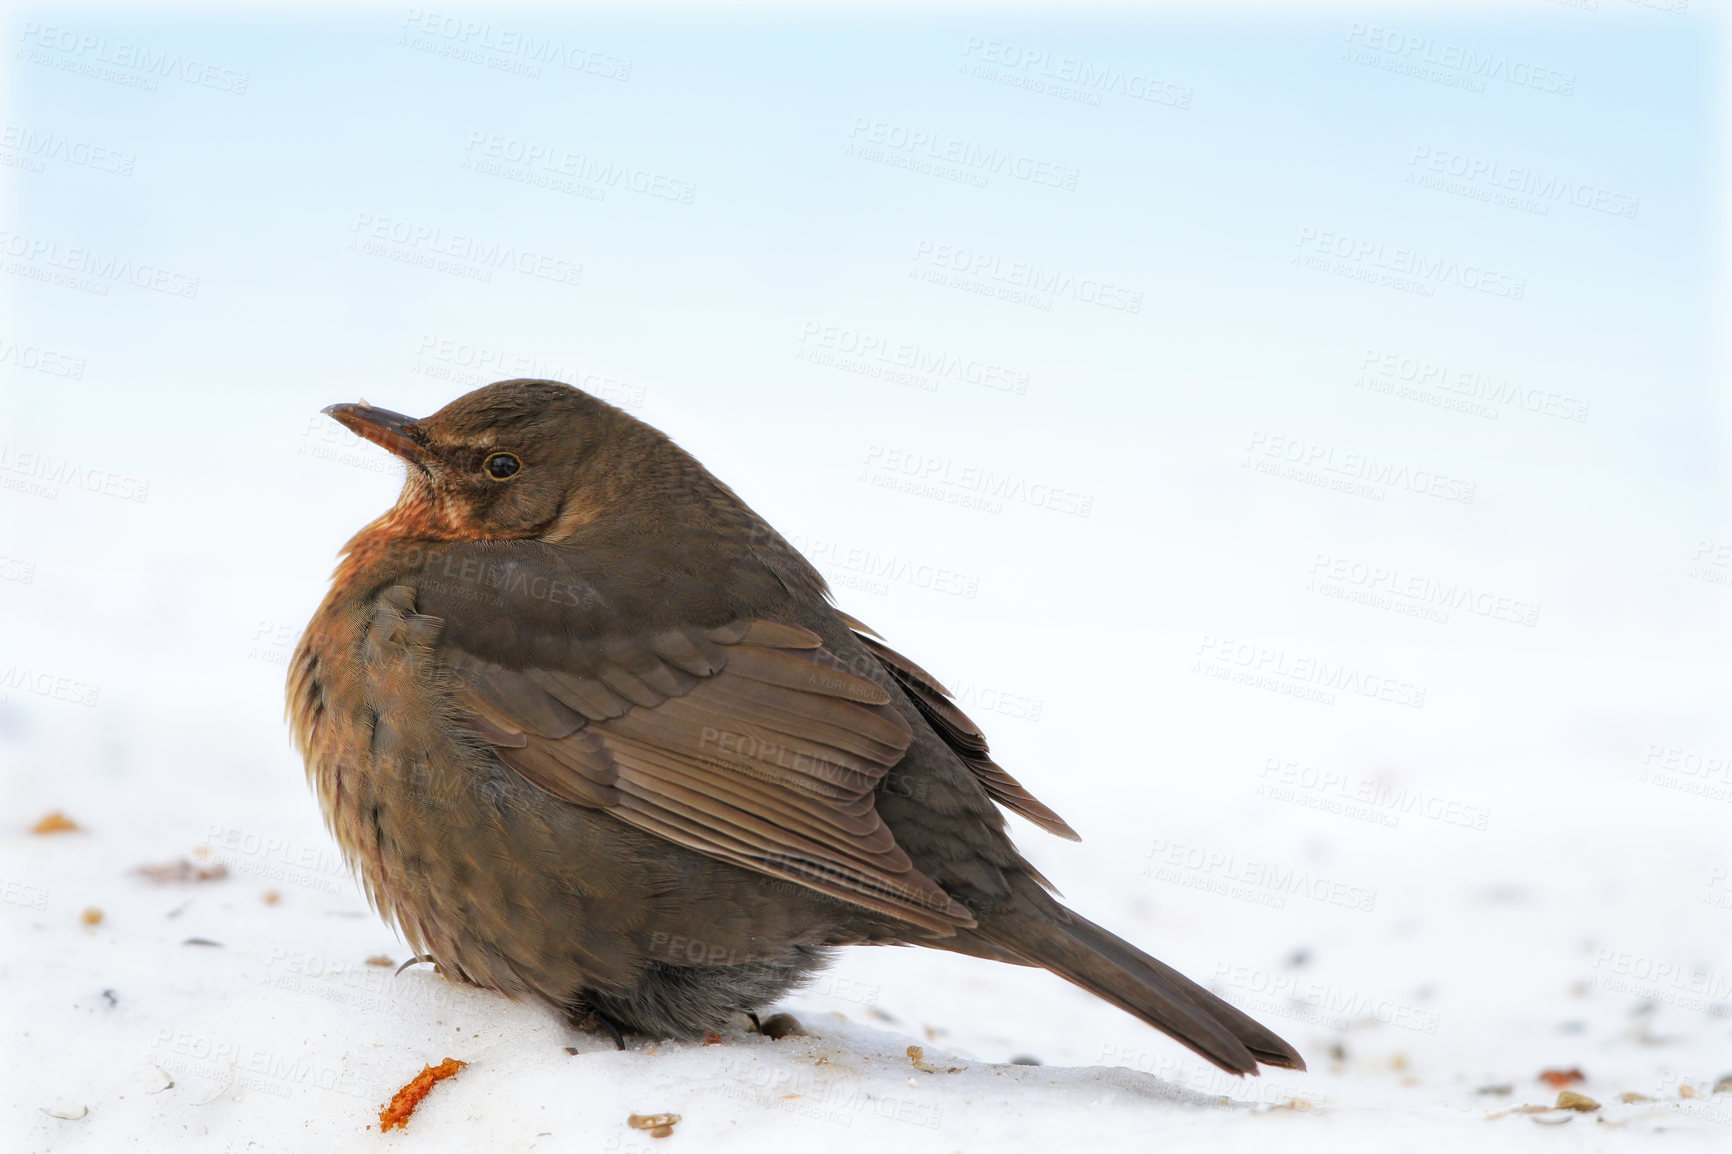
xmin=4 ymin=5 xmax=1730 ymax=1152
xmin=11 ymin=656 xmax=1732 ymax=1153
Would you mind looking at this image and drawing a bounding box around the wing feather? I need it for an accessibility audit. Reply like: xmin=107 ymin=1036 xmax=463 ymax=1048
xmin=439 ymin=613 xmax=974 ymax=933
xmin=849 ymin=624 xmax=1080 ymax=842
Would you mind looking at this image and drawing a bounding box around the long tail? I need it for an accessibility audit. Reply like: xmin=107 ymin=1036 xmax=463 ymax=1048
xmin=964 ymin=892 xmax=1305 ymax=1076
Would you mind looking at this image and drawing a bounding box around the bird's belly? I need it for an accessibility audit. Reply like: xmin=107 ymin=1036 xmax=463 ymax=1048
xmin=290 ymin=588 xmax=852 ymax=1034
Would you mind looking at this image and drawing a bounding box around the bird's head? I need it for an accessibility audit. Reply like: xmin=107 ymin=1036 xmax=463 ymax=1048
xmin=325 ymin=378 xmax=630 ymax=542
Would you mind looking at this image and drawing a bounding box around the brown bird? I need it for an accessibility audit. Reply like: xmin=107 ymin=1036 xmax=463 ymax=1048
xmin=288 ymin=379 xmax=1304 ymax=1075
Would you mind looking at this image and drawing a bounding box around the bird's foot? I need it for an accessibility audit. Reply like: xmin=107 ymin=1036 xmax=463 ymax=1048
xmin=395 ymin=954 xmax=437 ymax=977
xmin=567 ymin=998 xmax=629 ymax=1051
xmin=751 ymin=1011 xmax=807 ymax=1039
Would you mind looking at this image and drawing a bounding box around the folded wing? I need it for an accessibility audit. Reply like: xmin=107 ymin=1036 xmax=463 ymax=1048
xmin=836 ymin=611 xmax=1078 ymax=841
xmin=442 ymin=617 xmax=976 ymax=934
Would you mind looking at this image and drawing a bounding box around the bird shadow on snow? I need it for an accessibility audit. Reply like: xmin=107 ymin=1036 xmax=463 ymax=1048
xmin=560 ymin=1010 xmax=1275 ymax=1117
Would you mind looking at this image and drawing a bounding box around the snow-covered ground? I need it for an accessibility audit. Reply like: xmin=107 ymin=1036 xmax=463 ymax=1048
xmin=3 ymin=5 xmax=1729 ymax=1151
xmin=9 ymin=646 xmax=1732 ymax=1153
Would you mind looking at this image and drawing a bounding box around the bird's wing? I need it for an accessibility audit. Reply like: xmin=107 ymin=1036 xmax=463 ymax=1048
xmin=834 ymin=610 xmax=1079 ymax=841
xmin=438 ymin=615 xmax=976 ymax=935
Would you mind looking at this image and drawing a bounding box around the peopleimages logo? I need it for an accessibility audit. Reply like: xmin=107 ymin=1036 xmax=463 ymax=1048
xmin=798 ymin=323 xmax=1030 ymax=395
xmin=348 ymin=212 xmax=583 ymax=287
xmin=1294 ymin=228 xmax=1525 ymax=301
xmin=1343 ymin=24 xmax=1575 ymax=95
xmin=0 ymin=665 xmax=100 ymax=707
xmin=0 ymin=229 xmax=200 ymax=299
xmin=909 ymin=241 xmax=1142 ymax=313
xmin=1194 ymin=633 xmax=1427 ymax=709
xmin=0 ymin=337 xmax=86 ymax=379
xmin=400 ymin=9 xmax=631 ymax=80
xmin=1356 ymin=349 xmax=1590 ymax=423
xmin=959 ymin=37 xmax=1193 ymax=109
xmin=1407 ymin=146 xmax=1639 ymax=219
xmin=1244 ymin=431 xmax=1477 ymax=505
xmin=1143 ymin=839 xmax=1378 ymax=913
xmin=15 ymin=22 xmax=250 ymax=93
xmin=0 ymin=445 xmax=150 ymax=503
xmin=846 ymin=118 xmax=1080 ymax=190
xmin=463 ymin=131 xmax=695 ymax=203
xmin=1307 ymin=552 xmax=1539 ymax=627
xmin=862 ymin=444 xmax=1094 ymax=517
xmin=0 ymin=125 xmax=135 ymax=175
xmin=1258 ymin=757 xmax=1491 ymax=831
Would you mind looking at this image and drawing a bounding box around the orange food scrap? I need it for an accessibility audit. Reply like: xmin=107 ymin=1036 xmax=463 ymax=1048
xmin=1539 ymin=1067 xmax=1585 ymax=1088
xmin=378 ymin=1058 xmax=467 ymax=1132
xmin=80 ymin=907 xmax=103 ymax=926
xmin=703 ymin=1031 xmax=723 ymax=1045
xmin=31 ymin=811 xmax=80 ymax=835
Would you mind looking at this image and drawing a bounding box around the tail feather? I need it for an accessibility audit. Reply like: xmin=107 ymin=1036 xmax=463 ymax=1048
xmin=969 ymin=898 xmax=1305 ymax=1076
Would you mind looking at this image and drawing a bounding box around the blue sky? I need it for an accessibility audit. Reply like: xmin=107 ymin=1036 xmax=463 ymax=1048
xmin=2 ymin=7 xmax=1723 ymax=701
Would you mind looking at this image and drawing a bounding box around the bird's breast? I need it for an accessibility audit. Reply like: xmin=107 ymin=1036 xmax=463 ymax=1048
xmin=287 ymin=579 xmax=464 ymax=924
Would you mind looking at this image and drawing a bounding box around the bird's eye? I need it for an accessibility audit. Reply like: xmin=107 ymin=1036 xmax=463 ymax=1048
xmin=483 ymin=452 xmax=521 ymax=481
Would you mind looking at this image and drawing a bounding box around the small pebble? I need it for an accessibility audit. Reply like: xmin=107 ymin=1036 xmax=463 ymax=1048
xmin=626 ymin=1113 xmax=680 ymax=1135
